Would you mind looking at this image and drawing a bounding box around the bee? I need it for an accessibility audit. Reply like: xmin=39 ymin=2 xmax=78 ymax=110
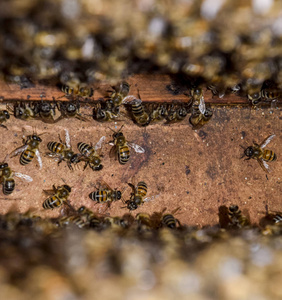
xmin=161 ymin=207 xmax=181 ymax=229
xmin=123 ymin=181 xmax=156 ymax=211
xmin=77 ymin=206 xmax=101 ymax=228
xmin=57 ymin=101 xmax=88 ymax=121
xmin=147 ymin=103 xmax=168 ymax=123
xmin=165 ymin=103 xmax=188 ymax=124
xmin=42 ymin=184 xmax=72 ymax=209
xmin=261 ymin=89 xmax=281 ymax=102
xmin=93 ymin=101 xmax=120 ymax=122
xmin=8 ymin=102 xmax=36 ymax=121
xmin=109 ymin=125 xmax=145 ymax=165
xmin=0 ymin=161 xmax=33 ymax=195
xmin=77 ymin=136 xmax=105 ymax=171
xmin=241 ymin=134 xmax=277 ymax=173
xmin=130 ymin=98 xmax=151 ymax=126
xmin=228 ymin=205 xmax=250 ymax=228
xmin=33 ymin=100 xmax=57 ymax=123
xmin=189 ymin=88 xmax=213 ymax=129
xmin=0 ymin=110 xmax=10 ymax=130
xmin=247 ymin=86 xmax=262 ymax=105
xmin=89 ymin=181 xmax=122 ymax=208
xmin=136 ymin=212 xmax=152 ymax=231
xmin=61 ymin=78 xmax=94 ymax=98
xmin=10 ymin=131 xmax=43 ymax=169
xmin=57 ymin=215 xmax=86 ymax=228
xmin=106 ymin=81 xmax=130 ymax=109
xmin=47 ymin=129 xmax=82 ymax=170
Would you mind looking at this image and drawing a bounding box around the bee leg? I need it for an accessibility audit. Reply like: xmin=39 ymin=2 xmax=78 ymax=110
xmin=83 ymin=162 xmax=89 ymax=171
xmin=58 ymin=134 xmax=63 ymax=144
xmin=0 ymin=124 xmax=8 ymax=130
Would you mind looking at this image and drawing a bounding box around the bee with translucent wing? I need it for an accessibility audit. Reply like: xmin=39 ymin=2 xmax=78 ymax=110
xmin=10 ymin=130 xmax=44 ymax=169
xmin=77 ymin=136 xmax=105 ymax=171
xmin=42 ymin=184 xmax=72 ymax=209
xmin=241 ymin=134 xmax=277 ymax=173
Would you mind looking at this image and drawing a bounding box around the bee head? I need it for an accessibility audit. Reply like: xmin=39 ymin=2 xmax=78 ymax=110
xmin=0 ymin=163 xmax=8 ymax=169
xmin=32 ymin=135 xmax=42 ymax=142
xmin=91 ymin=164 xmax=103 ymax=171
xmin=70 ymin=153 xmax=80 ymax=163
xmin=41 ymin=102 xmax=51 ymax=112
xmin=77 ymin=206 xmax=86 ymax=213
xmin=229 ymin=205 xmax=239 ymax=213
xmin=63 ymin=185 xmax=72 ymax=192
xmin=66 ymin=103 xmax=77 ymax=113
xmin=244 ymin=146 xmax=254 ymax=158
xmin=126 ymin=200 xmax=138 ymax=211
xmin=116 ymin=191 xmax=122 ymax=200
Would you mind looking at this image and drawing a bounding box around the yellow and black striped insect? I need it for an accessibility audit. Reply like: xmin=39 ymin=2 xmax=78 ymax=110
xmin=8 ymin=102 xmax=36 ymax=121
xmin=47 ymin=129 xmax=81 ymax=170
xmin=10 ymin=132 xmax=43 ymax=169
xmin=241 ymin=134 xmax=277 ymax=173
xmin=77 ymin=136 xmax=105 ymax=171
xmin=77 ymin=206 xmax=102 ymax=228
xmin=57 ymin=215 xmax=86 ymax=228
xmin=89 ymin=181 xmax=122 ymax=208
xmin=109 ymin=125 xmax=145 ymax=165
xmin=42 ymin=184 xmax=72 ymax=209
xmin=228 ymin=205 xmax=250 ymax=228
xmin=130 ymin=98 xmax=151 ymax=126
xmin=136 ymin=212 xmax=153 ymax=231
xmin=33 ymin=101 xmax=57 ymax=123
xmin=57 ymin=101 xmax=88 ymax=121
xmin=0 ymin=110 xmax=10 ymax=129
xmin=107 ymin=81 xmax=130 ymax=109
xmin=61 ymin=77 xmax=94 ymax=98
xmin=161 ymin=207 xmax=181 ymax=229
xmin=123 ymin=181 xmax=156 ymax=211
xmin=165 ymin=103 xmax=188 ymax=124
xmin=261 ymin=88 xmax=281 ymax=102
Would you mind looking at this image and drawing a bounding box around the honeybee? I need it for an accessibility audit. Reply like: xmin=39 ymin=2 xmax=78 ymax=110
xmin=136 ymin=212 xmax=152 ymax=231
xmin=0 ymin=110 xmax=10 ymax=129
xmin=247 ymin=86 xmax=262 ymax=105
xmin=10 ymin=131 xmax=43 ymax=169
xmin=47 ymin=129 xmax=82 ymax=170
xmin=123 ymin=181 xmax=156 ymax=211
xmin=8 ymin=102 xmax=36 ymax=121
xmin=109 ymin=125 xmax=145 ymax=165
xmin=161 ymin=207 xmax=181 ymax=229
xmin=77 ymin=136 xmax=105 ymax=171
xmin=241 ymin=134 xmax=277 ymax=173
xmin=61 ymin=78 xmax=94 ymax=98
xmin=228 ymin=205 xmax=250 ymax=228
xmin=147 ymin=103 xmax=168 ymax=123
xmin=0 ymin=160 xmax=33 ymax=195
xmin=33 ymin=100 xmax=57 ymax=123
xmin=42 ymin=184 xmax=72 ymax=209
xmin=89 ymin=181 xmax=122 ymax=208
xmin=261 ymin=89 xmax=281 ymax=102
xmin=57 ymin=215 xmax=86 ymax=228
xmin=77 ymin=206 xmax=102 ymax=228
xmin=130 ymin=98 xmax=151 ymax=126
xmin=93 ymin=101 xmax=120 ymax=122
xmin=57 ymin=101 xmax=88 ymax=121
xmin=165 ymin=103 xmax=188 ymax=124
xmin=106 ymin=81 xmax=130 ymax=109
xmin=103 ymin=215 xmax=132 ymax=229
xmin=189 ymin=88 xmax=213 ymax=129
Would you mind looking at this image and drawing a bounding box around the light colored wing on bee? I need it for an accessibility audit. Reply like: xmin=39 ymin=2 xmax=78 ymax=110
xmin=46 ymin=152 xmax=61 ymax=161
xmin=122 ymin=95 xmax=137 ymax=104
xmin=10 ymin=145 xmax=28 ymax=157
xmin=99 ymin=180 xmax=113 ymax=191
xmin=109 ymin=145 xmax=117 ymax=159
xmin=128 ymin=142 xmax=145 ymax=153
xmin=95 ymin=136 xmax=106 ymax=151
xmin=35 ymin=149 xmax=43 ymax=169
xmin=143 ymin=195 xmax=159 ymax=203
xmin=65 ymin=129 xmax=71 ymax=148
xmin=43 ymin=189 xmax=56 ymax=196
xmin=199 ymin=96 xmax=206 ymax=114
xmin=260 ymin=134 xmax=275 ymax=149
xmin=257 ymin=158 xmax=270 ymax=173
xmin=14 ymin=172 xmax=33 ymax=182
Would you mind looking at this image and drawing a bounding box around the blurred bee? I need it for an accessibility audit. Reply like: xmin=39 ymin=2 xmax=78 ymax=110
xmin=165 ymin=103 xmax=188 ymax=124
xmin=77 ymin=136 xmax=105 ymax=171
xmin=57 ymin=215 xmax=86 ymax=228
xmin=57 ymin=101 xmax=88 ymax=121
xmin=0 ymin=160 xmax=33 ymax=195
xmin=33 ymin=100 xmax=57 ymax=123
xmin=189 ymin=88 xmax=213 ymax=129
xmin=10 ymin=131 xmax=43 ymax=169
xmin=89 ymin=181 xmax=122 ymax=208
xmin=42 ymin=184 xmax=72 ymax=209
xmin=161 ymin=207 xmax=181 ymax=229
xmin=147 ymin=103 xmax=168 ymax=123
xmin=77 ymin=206 xmax=101 ymax=228
xmin=47 ymin=129 xmax=82 ymax=170
xmin=0 ymin=110 xmax=10 ymax=129
xmin=106 ymin=81 xmax=130 ymax=109
xmin=109 ymin=125 xmax=145 ymax=165
xmin=228 ymin=205 xmax=250 ymax=228
xmin=61 ymin=78 xmax=94 ymax=98
xmin=103 ymin=216 xmax=131 ymax=229
xmin=123 ymin=181 xmax=157 ymax=211
xmin=136 ymin=212 xmax=152 ymax=231
xmin=241 ymin=134 xmax=277 ymax=173
xmin=8 ymin=102 xmax=36 ymax=121
xmin=261 ymin=89 xmax=281 ymax=102
xmin=130 ymin=98 xmax=151 ymax=126
xmin=247 ymin=86 xmax=262 ymax=105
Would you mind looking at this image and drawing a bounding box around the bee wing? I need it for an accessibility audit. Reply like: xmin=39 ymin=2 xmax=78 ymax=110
xmin=122 ymin=95 xmax=137 ymax=104
xmin=260 ymin=134 xmax=275 ymax=149
xmin=257 ymin=158 xmax=270 ymax=173
xmin=10 ymin=145 xmax=28 ymax=157
xmin=65 ymin=129 xmax=71 ymax=148
xmin=143 ymin=195 xmax=159 ymax=203
xmin=99 ymin=180 xmax=113 ymax=191
xmin=43 ymin=189 xmax=55 ymax=196
xmin=14 ymin=172 xmax=33 ymax=182
xmin=95 ymin=136 xmax=106 ymax=151
xmin=199 ymin=96 xmax=206 ymax=114
xmin=35 ymin=149 xmax=43 ymax=170
xmin=109 ymin=145 xmax=117 ymax=159
xmin=128 ymin=142 xmax=145 ymax=154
